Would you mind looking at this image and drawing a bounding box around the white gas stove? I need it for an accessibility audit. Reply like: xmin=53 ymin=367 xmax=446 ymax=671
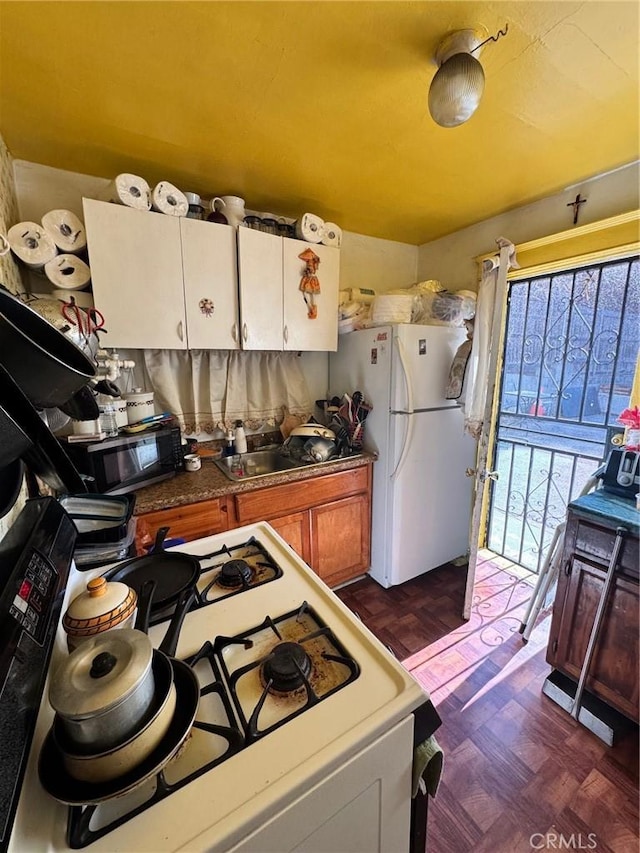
xmin=9 ymin=522 xmax=435 ymax=852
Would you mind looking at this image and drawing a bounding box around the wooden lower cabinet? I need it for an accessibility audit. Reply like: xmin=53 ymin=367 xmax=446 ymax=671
xmin=235 ymin=465 xmax=372 ymax=587
xmin=137 ymin=497 xmax=230 ymax=544
xmin=136 ymin=464 xmax=372 ymax=587
xmin=268 ymin=511 xmax=311 ymax=563
xmin=546 ymin=510 xmax=639 ymax=723
xmin=310 ymin=494 xmax=370 ymax=587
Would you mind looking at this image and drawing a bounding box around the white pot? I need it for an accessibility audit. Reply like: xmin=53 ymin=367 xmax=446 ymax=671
xmin=124 ymin=390 xmax=154 ymax=424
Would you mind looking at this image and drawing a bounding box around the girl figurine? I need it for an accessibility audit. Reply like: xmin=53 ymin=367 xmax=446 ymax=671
xmin=298 ymin=248 xmax=321 ymax=319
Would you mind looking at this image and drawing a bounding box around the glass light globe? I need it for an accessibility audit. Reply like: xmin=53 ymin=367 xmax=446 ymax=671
xmin=428 ymin=52 xmax=485 ymax=127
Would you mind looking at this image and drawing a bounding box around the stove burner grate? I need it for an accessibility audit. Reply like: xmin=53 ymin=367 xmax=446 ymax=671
xmin=145 ymin=537 xmax=284 ymax=627
xmin=216 ymin=558 xmax=254 ymax=588
xmin=215 ymin=602 xmax=360 ymax=743
xmin=262 ymin=642 xmax=313 ymax=693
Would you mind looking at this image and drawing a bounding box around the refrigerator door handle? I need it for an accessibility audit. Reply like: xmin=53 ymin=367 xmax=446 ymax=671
xmin=392 ymin=411 xmax=414 ymax=479
xmin=391 ymin=336 xmax=415 ymax=479
xmin=394 ymin=335 xmax=414 ymax=414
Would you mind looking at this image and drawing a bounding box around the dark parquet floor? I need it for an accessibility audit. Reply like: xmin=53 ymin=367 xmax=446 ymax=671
xmin=336 ymin=551 xmax=639 ymax=853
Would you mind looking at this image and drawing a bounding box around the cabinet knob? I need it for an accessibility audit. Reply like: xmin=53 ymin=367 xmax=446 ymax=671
xmin=242 ymin=323 xmax=248 ymax=342
xmin=283 ymin=325 xmax=289 ymax=344
xmin=231 ymin=323 xmax=238 ymax=342
xmin=177 ymin=320 xmax=184 ymax=342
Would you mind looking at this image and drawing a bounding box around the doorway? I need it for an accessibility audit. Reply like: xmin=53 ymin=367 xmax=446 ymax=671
xmin=486 ymin=256 xmax=639 ymax=573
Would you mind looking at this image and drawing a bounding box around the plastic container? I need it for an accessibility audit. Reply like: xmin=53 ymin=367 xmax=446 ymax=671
xmin=98 ymin=400 xmax=118 ymax=437
xmin=371 ymin=294 xmax=414 ymax=325
xmin=58 ymin=493 xmax=135 ymax=544
xmin=223 ymin=430 xmax=235 ymax=457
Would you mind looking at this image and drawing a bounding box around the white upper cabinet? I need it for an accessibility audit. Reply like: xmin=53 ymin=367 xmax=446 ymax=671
xmin=283 ymin=240 xmax=339 ymax=351
xmin=237 ymin=228 xmax=284 ymax=351
xmin=84 ymin=199 xmax=340 ymax=352
xmin=238 ymin=229 xmax=340 ymax=352
xmin=83 ymin=199 xmax=187 ymax=349
xmin=180 ymin=218 xmax=239 ymax=350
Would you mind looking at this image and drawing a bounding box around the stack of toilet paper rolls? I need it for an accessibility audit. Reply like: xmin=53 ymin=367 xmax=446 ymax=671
xmin=8 ymin=209 xmax=92 ymax=291
xmin=99 ymin=173 xmax=189 ymax=217
xmin=294 ymin=213 xmax=342 ymax=248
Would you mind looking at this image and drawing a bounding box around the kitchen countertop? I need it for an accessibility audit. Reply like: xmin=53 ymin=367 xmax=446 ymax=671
xmin=569 ymin=488 xmax=640 ymax=537
xmin=133 ymin=451 xmax=377 ymax=514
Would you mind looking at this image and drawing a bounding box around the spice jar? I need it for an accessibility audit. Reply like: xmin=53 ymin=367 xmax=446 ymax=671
xmin=185 ymin=192 xmax=204 ymax=220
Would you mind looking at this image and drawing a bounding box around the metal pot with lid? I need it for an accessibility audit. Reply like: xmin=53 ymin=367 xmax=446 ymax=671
xmin=63 ymin=576 xmax=138 ymax=651
xmin=48 ymin=629 xmax=154 ymax=752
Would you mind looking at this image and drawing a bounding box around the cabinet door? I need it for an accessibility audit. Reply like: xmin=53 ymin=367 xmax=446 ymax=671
xmin=283 ymin=240 xmax=339 ymax=351
xmin=551 ymin=554 xmax=639 ymax=722
xmin=269 ymin=511 xmax=311 ymax=563
xmin=237 ymin=228 xmax=283 ymax=350
xmin=181 ymin=219 xmax=239 ymax=350
xmin=310 ymin=493 xmax=370 ymax=587
xmin=83 ymin=199 xmax=187 ymax=349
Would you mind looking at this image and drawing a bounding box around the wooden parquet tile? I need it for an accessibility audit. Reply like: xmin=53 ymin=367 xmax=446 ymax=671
xmin=336 ymin=558 xmax=639 ymax=853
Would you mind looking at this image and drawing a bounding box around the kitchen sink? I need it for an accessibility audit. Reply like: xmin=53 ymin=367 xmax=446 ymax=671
xmin=214 ymin=449 xmax=303 ymax=481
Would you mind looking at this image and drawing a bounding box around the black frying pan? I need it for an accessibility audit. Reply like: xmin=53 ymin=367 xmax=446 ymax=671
xmin=0 ymin=364 xmax=86 ymax=493
xmin=103 ymin=527 xmax=200 ymax=613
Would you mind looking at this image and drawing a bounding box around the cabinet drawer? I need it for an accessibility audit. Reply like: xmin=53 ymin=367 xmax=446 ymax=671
xmin=138 ymin=498 xmax=228 ymax=543
xmin=573 ymin=519 xmax=639 ymax=579
xmin=235 ymin=467 xmax=369 ymax=524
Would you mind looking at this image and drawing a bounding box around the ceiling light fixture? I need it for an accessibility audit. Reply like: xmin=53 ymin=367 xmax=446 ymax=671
xmin=428 ymin=24 xmax=508 ymax=128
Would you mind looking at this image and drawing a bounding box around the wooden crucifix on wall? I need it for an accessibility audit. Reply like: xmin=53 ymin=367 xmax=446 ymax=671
xmin=567 ymin=193 xmax=587 ymax=225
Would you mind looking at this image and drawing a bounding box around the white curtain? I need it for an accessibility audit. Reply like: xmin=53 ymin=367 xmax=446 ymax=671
xmin=463 ymin=237 xmax=518 ymax=438
xmin=142 ymin=349 xmax=312 ymax=434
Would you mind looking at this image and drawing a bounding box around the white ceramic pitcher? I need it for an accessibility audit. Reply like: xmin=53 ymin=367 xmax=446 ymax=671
xmin=211 ymin=196 xmax=246 ymax=228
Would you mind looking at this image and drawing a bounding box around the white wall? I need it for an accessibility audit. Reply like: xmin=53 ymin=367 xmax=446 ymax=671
xmin=417 ymin=161 xmax=640 ymax=291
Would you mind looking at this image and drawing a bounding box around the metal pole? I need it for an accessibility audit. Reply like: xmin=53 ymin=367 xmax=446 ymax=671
xmin=571 ymin=525 xmax=627 ymax=719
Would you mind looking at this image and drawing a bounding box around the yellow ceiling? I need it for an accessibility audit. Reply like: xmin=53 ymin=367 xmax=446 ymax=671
xmin=1 ymin=1 xmax=638 ymax=245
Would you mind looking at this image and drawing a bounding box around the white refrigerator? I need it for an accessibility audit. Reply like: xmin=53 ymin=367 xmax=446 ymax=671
xmin=329 ymin=324 xmax=476 ymax=588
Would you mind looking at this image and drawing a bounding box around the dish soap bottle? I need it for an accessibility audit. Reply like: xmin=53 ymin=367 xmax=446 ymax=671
xmin=234 ymin=420 xmax=247 ymax=454
xmin=223 ymin=430 xmax=235 ymax=457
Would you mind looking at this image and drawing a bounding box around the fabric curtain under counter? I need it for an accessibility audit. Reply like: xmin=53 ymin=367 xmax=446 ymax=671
xmin=141 ymin=349 xmax=313 ymax=434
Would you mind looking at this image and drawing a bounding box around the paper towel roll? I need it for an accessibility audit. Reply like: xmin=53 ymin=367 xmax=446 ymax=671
xmin=7 ymin=222 xmax=58 ymax=269
xmin=151 ymin=182 xmax=189 ymax=217
xmin=295 ymin=213 xmax=324 ymax=243
xmin=320 ymin=222 xmax=342 ymax=248
xmin=41 ymin=209 xmax=87 ymax=254
xmin=100 ymin=174 xmax=152 ymax=210
xmin=44 ymin=254 xmax=91 ymax=291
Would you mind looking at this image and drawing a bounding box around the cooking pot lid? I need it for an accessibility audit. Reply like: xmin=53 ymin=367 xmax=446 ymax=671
xmin=49 ymin=629 xmax=152 ymax=719
xmin=63 ymin=577 xmax=137 ymax=639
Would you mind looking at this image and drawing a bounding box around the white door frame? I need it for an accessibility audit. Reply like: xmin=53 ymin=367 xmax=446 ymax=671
xmin=463 ymin=243 xmax=513 ymax=619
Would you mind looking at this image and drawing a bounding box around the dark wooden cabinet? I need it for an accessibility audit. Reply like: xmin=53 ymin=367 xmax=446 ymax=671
xmin=546 ymin=508 xmax=639 ymax=723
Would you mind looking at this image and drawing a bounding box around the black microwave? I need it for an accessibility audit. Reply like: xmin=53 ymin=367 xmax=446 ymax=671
xmin=62 ymin=425 xmax=184 ymax=494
